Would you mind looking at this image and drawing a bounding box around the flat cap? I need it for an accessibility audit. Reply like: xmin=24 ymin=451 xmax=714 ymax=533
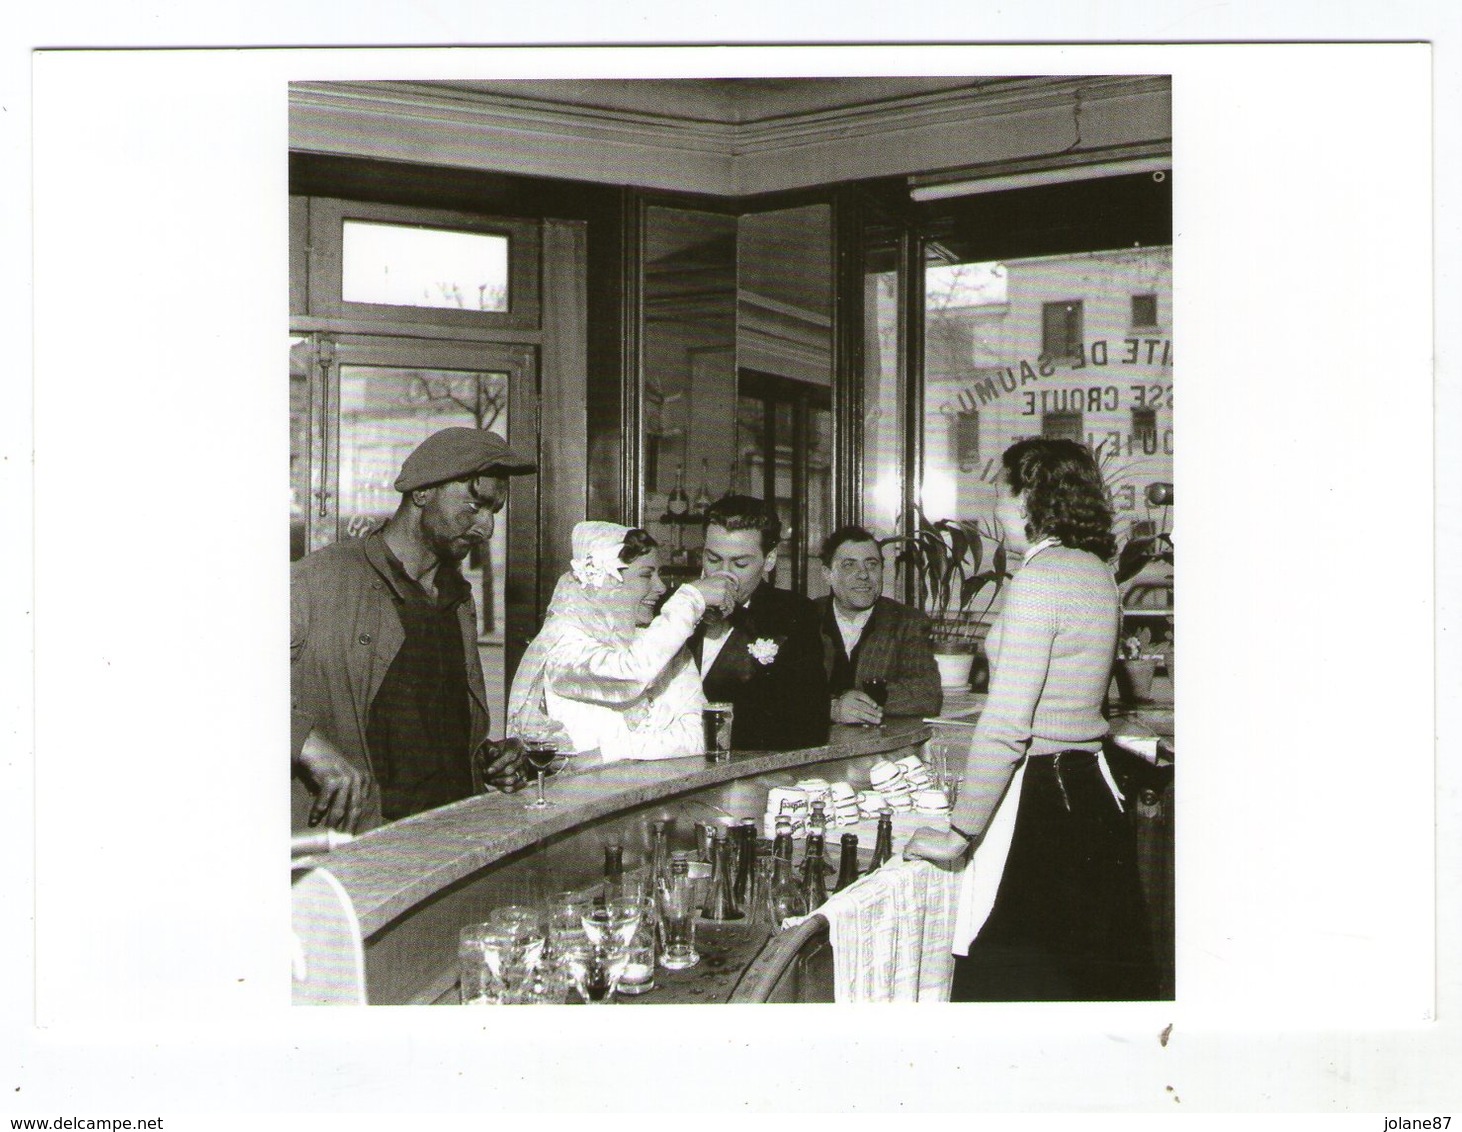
xmin=394 ymin=428 xmax=537 ymax=492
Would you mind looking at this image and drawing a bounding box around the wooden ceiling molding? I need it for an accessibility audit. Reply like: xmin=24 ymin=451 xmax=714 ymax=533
xmin=289 ymin=76 xmax=1171 ymax=198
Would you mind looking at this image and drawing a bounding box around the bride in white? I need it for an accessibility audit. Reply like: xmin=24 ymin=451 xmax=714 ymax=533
xmin=507 ymin=521 xmax=735 ymax=761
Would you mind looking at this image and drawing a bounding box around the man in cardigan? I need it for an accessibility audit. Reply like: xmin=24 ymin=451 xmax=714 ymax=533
xmin=691 ymin=495 xmax=830 ymax=751
xmin=815 ymin=525 xmax=943 ymax=725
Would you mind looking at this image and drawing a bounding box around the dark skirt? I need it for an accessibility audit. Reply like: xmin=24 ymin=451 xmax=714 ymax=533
xmin=951 ymin=750 xmax=1160 ymax=1002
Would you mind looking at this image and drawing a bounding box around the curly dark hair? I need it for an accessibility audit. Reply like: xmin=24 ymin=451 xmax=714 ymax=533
xmin=618 ymin=528 xmax=658 ymax=564
xmin=1002 ymin=438 xmax=1117 ymax=561
xmin=702 ymin=494 xmax=781 ymax=554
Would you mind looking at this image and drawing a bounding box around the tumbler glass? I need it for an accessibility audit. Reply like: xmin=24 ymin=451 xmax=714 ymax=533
xmin=458 ymin=922 xmax=502 ymax=1005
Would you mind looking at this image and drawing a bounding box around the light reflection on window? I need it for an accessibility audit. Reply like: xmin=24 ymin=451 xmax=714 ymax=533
xmin=341 ymin=221 xmax=509 ymax=312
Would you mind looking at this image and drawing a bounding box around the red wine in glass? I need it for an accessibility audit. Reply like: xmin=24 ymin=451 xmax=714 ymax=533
xmin=523 ymin=740 xmax=560 ymax=809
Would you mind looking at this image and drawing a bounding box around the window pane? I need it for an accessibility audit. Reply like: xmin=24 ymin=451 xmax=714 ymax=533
xmin=734 ymin=395 xmax=764 ymax=500
xmin=337 ymin=364 xmax=512 ymax=732
xmin=341 ymin=221 xmax=509 ymax=312
xmin=861 ymin=257 xmax=903 ymax=559
xmin=923 ymin=247 xmax=1173 ymax=545
xmin=1132 ymin=292 xmax=1158 ymax=327
xmin=289 ymin=336 xmax=311 ymax=562
xmin=806 ymin=405 xmax=833 ymax=599
xmin=1042 ymin=410 xmax=1084 ymax=442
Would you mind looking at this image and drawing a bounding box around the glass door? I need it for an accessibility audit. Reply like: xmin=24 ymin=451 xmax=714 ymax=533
xmin=735 ymin=369 xmax=833 ymax=597
xmin=292 ymin=333 xmax=538 ymax=737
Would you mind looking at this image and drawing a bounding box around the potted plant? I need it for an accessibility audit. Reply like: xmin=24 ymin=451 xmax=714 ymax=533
xmin=1114 ymin=625 xmax=1163 ymax=703
xmin=881 ymin=511 xmax=1011 ymax=692
xmin=1114 ymin=526 xmax=1174 ymax=699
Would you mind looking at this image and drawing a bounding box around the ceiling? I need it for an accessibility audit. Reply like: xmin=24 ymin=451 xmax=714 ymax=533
xmin=415 ymin=77 xmax=1013 ymax=125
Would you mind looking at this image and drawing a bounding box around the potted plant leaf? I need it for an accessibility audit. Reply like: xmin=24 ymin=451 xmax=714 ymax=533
xmin=880 ymin=511 xmax=1011 ymax=692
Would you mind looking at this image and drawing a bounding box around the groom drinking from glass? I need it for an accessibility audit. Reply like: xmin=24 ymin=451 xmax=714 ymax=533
xmin=691 ymin=495 xmax=829 ymax=751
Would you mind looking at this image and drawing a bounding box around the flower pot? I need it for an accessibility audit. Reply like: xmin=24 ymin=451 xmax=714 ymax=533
xmin=934 ymin=652 xmax=976 ymax=692
xmin=1114 ymin=657 xmax=1157 ymax=703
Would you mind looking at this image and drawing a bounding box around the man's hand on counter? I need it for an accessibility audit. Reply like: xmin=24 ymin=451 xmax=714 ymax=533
xmin=831 ymin=690 xmax=883 ymax=726
xmin=296 ymin=730 xmax=367 ymax=832
xmin=477 ymin=737 xmax=527 ymax=793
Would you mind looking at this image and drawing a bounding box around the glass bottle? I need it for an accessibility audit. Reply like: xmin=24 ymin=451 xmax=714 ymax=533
xmin=768 ymin=852 xmax=808 ymax=932
xmin=696 ymin=821 xmax=718 ymax=863
xmin=772 ymin=822 xmax=795 ymax=866
xmin=649 ymin=820 xmax=670 ymax=891
xmin=658 ymin=852 xmax=700 ymax=970
xmin=667 ymin=462 xmax=689 ymax=516
xmin=808 ymin=799 xmax=828 ymax=841
xmin=602 ymin=843 xmax=624 ymax=903
xmin=834 ymin=833 xmax=861 ymax=892
xmin=865 ymin=810 xmax=894 ymax=875
xmin=801 ymin=833 xmax=830 ymax=911
xmin=702 ymin=828 xmax=744 ymax=921
xmin=746 ymin=838 xmax=775 ymax=927
xmin=733 ymin=818 xmax=757 ymax=905
xmin=692 ymin=458 xmax=713 ymax=516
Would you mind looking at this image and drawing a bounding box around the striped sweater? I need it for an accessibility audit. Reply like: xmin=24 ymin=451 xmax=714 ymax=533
xmin=950 ymin=540 xmax=1119 ymax=834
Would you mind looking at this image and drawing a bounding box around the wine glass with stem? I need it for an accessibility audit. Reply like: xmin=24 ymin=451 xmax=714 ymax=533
xmin=521 ymin=737 xmax=564 ymax=809
xmin=575 ymin=897 xmax=642 ymax=1002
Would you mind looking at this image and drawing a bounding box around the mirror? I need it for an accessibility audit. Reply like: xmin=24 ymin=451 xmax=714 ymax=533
xmin=640 ymin=201 xmax=834 ymax=594
xmin=736 ymin=204 xmax=834 ymax=595
xmin=641 ymin=205 xmax=737 ymax=579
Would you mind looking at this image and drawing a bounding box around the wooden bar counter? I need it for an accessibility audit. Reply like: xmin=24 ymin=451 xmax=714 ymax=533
xmin=299 ymin=720 xmax=933 ymax=1005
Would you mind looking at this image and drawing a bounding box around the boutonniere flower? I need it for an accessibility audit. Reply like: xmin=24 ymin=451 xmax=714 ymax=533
xmin=748 ymin=638 xmax=780 ymax=666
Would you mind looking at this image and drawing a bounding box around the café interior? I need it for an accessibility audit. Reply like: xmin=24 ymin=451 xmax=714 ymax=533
xmin=288 ymin=75 xmax=1176 ymax=1005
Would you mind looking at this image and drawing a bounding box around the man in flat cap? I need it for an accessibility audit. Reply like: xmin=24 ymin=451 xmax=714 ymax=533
xmin=291 ymin=428 xmax=537 ymax=832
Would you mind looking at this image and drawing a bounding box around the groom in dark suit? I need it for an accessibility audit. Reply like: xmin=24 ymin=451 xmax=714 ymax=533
xmin=691 ymin=495 xmax=829 ymax=751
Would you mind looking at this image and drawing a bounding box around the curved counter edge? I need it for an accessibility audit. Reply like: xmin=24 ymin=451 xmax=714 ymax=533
xmin=305 ymin=720 xmax=933 ymax=938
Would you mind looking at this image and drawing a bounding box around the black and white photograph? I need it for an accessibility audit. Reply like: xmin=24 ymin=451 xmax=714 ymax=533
xmin=285 ymin=74 xmax=1177 ymax=1009
xmin=9 ymin=21 xmax=1458 ymax=1123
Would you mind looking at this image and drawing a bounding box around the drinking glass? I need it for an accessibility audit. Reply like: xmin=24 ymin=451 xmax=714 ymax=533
xmin=481 ymin=908 xmax=546 ymax=1003
xmin=522 ymin=739 xmax=562 ymax=809
xmin=558 ymin=937 xmax=625 ymax=1004
xmin=458 ymin=922 xmax=503 ymax=1005
xmin=546 ymin=890 xmax=589 ymax=933
xmin=926 ymin=740 xmax=950 ymax=789
xmin=616 ymin=895 xmax=659 ymax=997
xmin=656 ymin=881 xmax=701 ymax=971
xmin=581 ymin=898 xmax=643 ymax=951
xmin=489 ymin=904 xmax=545 ymax=938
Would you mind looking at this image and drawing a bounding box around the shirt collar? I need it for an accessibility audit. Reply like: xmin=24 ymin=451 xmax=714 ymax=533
xmin=833 ymin=601 xmax=875 ymax=631
xmin=375 ymin=535 xmax=469 ymax=608
xmin=1023 ymin=536 xmax=1061 ymax=564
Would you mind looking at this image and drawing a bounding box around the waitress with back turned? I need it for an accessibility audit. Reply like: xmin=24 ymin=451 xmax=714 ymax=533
xmin=907 ymin=438 xmax=1157 ymax=1001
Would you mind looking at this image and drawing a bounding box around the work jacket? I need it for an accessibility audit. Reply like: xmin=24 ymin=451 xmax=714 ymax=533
xmin=290 ymin=533 xmax=491 ymax=832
